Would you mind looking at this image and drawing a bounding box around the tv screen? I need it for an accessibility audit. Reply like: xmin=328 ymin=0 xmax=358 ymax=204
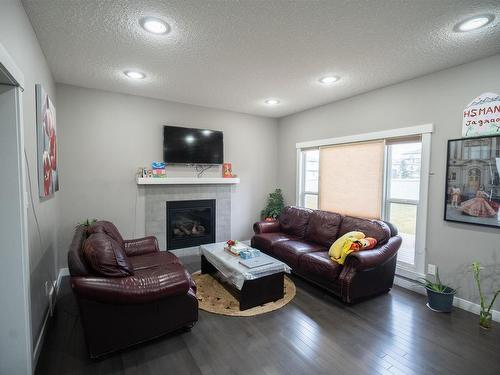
xmin=163 ymin=125 xmax=224 ymax=164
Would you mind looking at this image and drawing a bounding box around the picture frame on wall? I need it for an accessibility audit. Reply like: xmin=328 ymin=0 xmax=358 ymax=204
xmin=444 ymin=135 xmax=500 ymax=228
xmin=36 ymin=84 xmax=59 ymax=197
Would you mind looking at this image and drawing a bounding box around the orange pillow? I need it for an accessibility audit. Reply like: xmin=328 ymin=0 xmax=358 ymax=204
xmin=349 ymin=237 xmax=377 ymax=251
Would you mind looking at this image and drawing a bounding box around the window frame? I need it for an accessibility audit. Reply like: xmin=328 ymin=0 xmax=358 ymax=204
xmin=382 ymin=139 xmax=425 ymax=278
xmin=296 ymin=124 xmax=433 ymax=280
xmin=297 ymin=147 xmax=319 ymax=209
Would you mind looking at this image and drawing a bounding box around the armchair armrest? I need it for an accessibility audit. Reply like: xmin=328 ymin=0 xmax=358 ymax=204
xmin=253 ymin=220 xmax=280 ymax=234
xmin=123 ymin=236 xmax=159 ymax=257
xmin=71 ymin=263 xmax=191 ymax=304
xmin=345 ymin=236 xmax=402 ymax=271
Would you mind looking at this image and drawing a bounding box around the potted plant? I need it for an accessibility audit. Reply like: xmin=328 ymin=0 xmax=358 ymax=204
xmin=472 ymin=261 xmax=499 ymax=329
xmin=418 ymin=267 xmax=456 ymax=312
xmin=78 ymin=218 xmax=97 ymax=232
xmin=261 ymin=188 xmax=284 ymax=220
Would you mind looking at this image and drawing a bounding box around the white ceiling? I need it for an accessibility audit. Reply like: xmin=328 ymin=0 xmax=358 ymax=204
xmin=23 ymin=0 xmax=500 ymax=118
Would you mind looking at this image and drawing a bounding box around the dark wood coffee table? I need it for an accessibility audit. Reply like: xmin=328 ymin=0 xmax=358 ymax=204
xmin=200 ymin=243 xmax=290 ymax=310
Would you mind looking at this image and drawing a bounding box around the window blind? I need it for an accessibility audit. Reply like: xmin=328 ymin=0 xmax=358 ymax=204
xmin=319 ymin=140 xmax=385 ymax=219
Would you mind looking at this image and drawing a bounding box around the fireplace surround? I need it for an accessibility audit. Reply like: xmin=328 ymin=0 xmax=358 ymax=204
xmin=143 ymin=184 xmax=231 ymax=252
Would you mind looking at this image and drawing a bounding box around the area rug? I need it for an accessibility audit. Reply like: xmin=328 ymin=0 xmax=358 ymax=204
xmin=192 ymin=271 xmax=296 ymax=317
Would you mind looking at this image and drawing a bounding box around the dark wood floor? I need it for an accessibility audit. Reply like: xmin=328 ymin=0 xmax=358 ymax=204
xmin=36 ymin=255 xmax=500 ymax=375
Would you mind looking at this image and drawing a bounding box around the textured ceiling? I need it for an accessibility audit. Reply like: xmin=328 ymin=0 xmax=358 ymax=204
xmin=22 ymin=0 xmax=500 ymax=118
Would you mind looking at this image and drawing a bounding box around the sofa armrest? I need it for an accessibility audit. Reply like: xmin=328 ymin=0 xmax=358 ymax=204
xmin=253 ymin=220 xmax=280 ymax=234
xmin=71 ymin=263 xmax=190 ymax=304
xmin=123 ymin=236 xmax=159 ymax=257
xmin=345 ymin=236 xmax=402 ymax=271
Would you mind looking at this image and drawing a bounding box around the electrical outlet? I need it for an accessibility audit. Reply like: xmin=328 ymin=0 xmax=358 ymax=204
xmin=427 ymin=264 xmax=436 ymax=275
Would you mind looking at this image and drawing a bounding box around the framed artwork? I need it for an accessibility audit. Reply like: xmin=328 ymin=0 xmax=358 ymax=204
xmin=444 ymin=135 xmax=500 ymax=228
xmin=36 ymin=84 xmax=58 ymax=197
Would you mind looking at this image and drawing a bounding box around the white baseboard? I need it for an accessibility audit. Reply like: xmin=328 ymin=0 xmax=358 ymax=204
xmin=33 ymin=267 xmax=69 ymax=366
xmin=453 ymin=296 xmax=500 ymax=322
xmin=56 ymin=268 xmax=69 ymax=294
xmin=394 ymin=275 xmax=426 ymax=295
xmin=394 ymin=275 xmax=499 ymax=322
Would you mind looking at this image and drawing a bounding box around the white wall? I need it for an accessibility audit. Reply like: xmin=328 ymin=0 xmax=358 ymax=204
xmin=56 ymin=84 xmax=279 ymax=267
xmin=0 ymin=0 xmax=58 ymax=359
xmin=278 ymin=54 xmax=500 ymax=309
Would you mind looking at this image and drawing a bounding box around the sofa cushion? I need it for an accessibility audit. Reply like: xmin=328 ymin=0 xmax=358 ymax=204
xmin=279 ymin=206 xmax=313 ymax=238
xmin=298 ymin=251 xmax=343 ymax=282
xmin=83 ymin=233 xmax=134 ymax=277
xmin=251 ymin=233 xmax=297 ymax=253
xmin=272 ymin=240 xmax=326 ymax=269
xmin=338 ymin=216 xmax=391 ymax=245
xmin=71 ymin=261 xmax=191 ymax=304
xmin=129 ymin=251 xmax=180 ymax=271
xmin=89 ymin=221 xmax=125 ymax=247
xmin=305 ymin=210 xmax=343 ymax=247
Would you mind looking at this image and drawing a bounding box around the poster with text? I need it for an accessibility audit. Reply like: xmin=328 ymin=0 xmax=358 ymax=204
xmin=462 ymin=92 xmax=500 ymax=137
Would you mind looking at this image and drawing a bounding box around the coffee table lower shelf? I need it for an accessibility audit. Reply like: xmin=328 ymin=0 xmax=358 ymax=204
xmin=201 ymin=255 xmax=285 ymax=311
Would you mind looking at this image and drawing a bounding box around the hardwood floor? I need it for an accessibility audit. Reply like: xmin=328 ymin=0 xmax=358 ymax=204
xmin=36 ymin=255 xmax=500 ymax=375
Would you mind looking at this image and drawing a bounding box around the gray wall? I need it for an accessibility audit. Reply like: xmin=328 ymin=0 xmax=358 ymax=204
xmin=278 ymin=54 xmax=500 ymax=309
xmin=0 ymin=0 xmax=59 ymax=353
xmin=56 ymin=84 xmax=279 ymax=267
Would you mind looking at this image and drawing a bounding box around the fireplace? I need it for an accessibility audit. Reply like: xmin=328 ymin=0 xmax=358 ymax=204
xmin=166 ymin=199 xmax=216 ymax=250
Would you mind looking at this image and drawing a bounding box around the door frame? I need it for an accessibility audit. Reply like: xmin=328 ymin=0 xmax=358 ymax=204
xmin=0 ymin=42 xmax=33 ymax=374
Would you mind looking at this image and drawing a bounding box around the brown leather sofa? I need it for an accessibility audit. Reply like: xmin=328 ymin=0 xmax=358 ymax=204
xmin=68 ymin=221 xmax=198 ymax=358
xmin=251 ymin=206 xmax=402 ymax=303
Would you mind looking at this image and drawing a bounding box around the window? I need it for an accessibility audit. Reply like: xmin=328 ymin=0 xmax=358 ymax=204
xmin=384 ymin=140 xmax=422 ymax=266
xmin=319 ymin=141 xmax=385 ymax=219
xmin=297 ymin=125 xmax=432 ymax=279
xmin=299 ymin=149 xmax=319 ymax=209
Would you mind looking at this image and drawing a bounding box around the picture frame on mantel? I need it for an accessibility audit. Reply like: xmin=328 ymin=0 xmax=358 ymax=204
xmin=444 ymin=134 xmax=500 ymax=228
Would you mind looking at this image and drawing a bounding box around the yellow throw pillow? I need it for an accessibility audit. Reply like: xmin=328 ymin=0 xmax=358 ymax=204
xmin=328 ymin=231 xmax=365 ymax=262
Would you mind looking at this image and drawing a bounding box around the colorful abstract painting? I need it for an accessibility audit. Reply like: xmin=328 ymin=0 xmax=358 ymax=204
xmin=36 ymin=84 xmax=58 ymax=197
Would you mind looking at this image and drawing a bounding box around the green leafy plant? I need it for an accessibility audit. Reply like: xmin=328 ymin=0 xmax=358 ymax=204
xmin=472 ymin=261 xmax=499 ymax=329
xmin=417 ymin=267 xmax=455 ymax=293
xmin=78 ymin=218 xmax=97 ymax=229
xmin=261 ymin=189 xmax=285 ymax=220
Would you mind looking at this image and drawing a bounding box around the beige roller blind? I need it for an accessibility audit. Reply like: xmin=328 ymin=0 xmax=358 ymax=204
xmin=319 ymin=140 xmax=385 ymax=219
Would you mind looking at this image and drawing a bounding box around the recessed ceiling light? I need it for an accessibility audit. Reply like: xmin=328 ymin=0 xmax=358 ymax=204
xmin=124 ymin=70 xmax=146 ymax=79
xmin=455 ymin=15 xmax=494 ymax=32
xmin=319 ymin=75 xmax=340 ymax=84
xmin=264 ymin=99 xmax=280 ymax=105
xmin=140 ymin=17 xmax=170 ymax=34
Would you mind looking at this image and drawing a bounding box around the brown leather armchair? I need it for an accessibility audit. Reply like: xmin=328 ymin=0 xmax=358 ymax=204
xmin=68 ymin=221 xmax=198 ymax=358
xmin=251 ymin=207 xmax=402 ymax=303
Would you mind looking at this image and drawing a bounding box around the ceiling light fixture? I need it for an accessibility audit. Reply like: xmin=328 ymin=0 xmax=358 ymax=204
xmin=455 ymin=15 xmax=494 ymax=32
xmin=319 ymin=75 xmax=340 ymax=84
xmin=124 ymin=70 xmax=146 ymax=79
xmin=264 ymin=98 xmax=280 ymax=105
xmin=140 ymin=17 xmax=170 ymax=34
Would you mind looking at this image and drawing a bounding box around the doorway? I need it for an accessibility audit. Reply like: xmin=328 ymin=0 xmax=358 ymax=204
xmin=0 ymin=50 xmax=33 ymax=374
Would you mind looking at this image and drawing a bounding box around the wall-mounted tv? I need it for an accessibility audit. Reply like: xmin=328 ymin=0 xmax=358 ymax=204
xmin=163 ymin=125 xmax=223 ymax=165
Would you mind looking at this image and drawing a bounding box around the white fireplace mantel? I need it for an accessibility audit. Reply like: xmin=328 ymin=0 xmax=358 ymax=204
xmin=137 ymin=177 xmax=240 ymax=185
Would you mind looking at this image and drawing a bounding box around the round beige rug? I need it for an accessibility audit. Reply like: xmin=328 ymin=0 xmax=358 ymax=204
xmin=192 ymin=271 xmax=296 ymax=317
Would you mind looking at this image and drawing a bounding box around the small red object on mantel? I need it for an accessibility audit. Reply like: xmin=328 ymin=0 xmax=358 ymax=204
xmin=222 ymin=162 xmax=233 ymax=178
xmin=264 ymin=217 xmax=276 ymax=222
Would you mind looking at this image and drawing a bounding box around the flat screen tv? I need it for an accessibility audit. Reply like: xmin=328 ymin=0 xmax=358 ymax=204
xmin=163 ymin=125 xmax=223 ymax=164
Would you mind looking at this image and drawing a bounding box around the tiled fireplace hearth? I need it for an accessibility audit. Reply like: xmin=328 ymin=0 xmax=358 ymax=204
xmin=143 ymin=185 xmax=231 ymax=251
